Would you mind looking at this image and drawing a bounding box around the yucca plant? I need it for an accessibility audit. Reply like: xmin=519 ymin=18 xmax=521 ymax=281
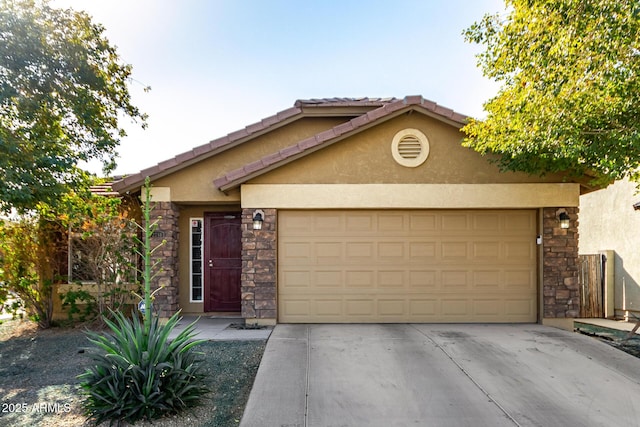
xmin=79 ymin=310 xmax=209 ymax=425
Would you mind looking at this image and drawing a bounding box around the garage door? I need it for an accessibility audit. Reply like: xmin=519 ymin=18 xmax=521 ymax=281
xmin=278 ymin=210 xmax=537 ymax=323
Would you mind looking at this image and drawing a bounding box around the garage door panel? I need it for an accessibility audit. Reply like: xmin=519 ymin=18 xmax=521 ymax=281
xmin=441 ymin=214 xmax=469 ymax=230
xmin=346 ymin=242 xmax=373 ymax=259
xmin=473 ymin=271 xmax=501 ymax=288
xmin=280 ymin=270 xmax=310 ymax=288
xmin=505 ymin=241 xmax=535 ymax=260
xmin=473 ymin=213 xmax=501 ymax=230
xmin=441 ymin=242 xmax=468 ymax=259
xmin=281 ymin=242 xmax=311 ymax=261
xmin=473 ymin=299 xmax=502 ymax=316
xmin=441 ymin=270 xmax=469 ymax=288
xmin=378 ymin=299 xmax=405 ymax=316
xmin=441 ymin=299 xmax=469 ymax=316
xmin=410 ymin=214 xmax=437 ymax=230
xmin=409 ymin=242 xmax=437 ymax=259
xmin=505 ymin=299 xmax=535 ymax=316
xmin=278 ymin=210 xmax=537 ymax=323
xmin=473 ymin=241 xmax=501 ymax=258
xmin=316 ymin=299 xmax=343 ymax=316
xmin=505 ymin=270 xmax=536 ymax=290
xmin=378 ymin=270 xmax=404 ymax=287
xmin=409 ymin=270 xmax=437 ymax=287
xmin=345 ymin=270 xmax=374 ymax=287
xmin=378 ymin=242 xmax=405 ymax=259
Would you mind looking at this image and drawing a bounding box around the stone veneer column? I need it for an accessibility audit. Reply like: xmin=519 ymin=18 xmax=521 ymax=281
xmin=542 ymin=207 xmax=579 ymax=318
xmin=241 ymin=208 xmax=277 ymax=324
xmin=148 ymin=202 xmax=180 ymax=319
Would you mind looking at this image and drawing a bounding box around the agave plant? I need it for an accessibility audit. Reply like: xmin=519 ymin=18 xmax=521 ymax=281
xmin=78 ymin=310 xmax=209 ymax=425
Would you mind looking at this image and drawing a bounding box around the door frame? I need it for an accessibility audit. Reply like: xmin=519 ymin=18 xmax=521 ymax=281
xmin=203 ymin=212 xmax=242 ymax=312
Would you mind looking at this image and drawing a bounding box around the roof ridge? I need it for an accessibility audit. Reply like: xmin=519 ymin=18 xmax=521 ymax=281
xmin=294 ymin=97 xmax=397 ymax=107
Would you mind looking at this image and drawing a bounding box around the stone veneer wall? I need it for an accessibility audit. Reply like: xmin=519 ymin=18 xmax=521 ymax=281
xmin=241 ymin=208 xmax=277 ymax=323
xmin=148 ymin=202 xmax=180 ymax=319
xmin=542 ymin=207 xmax=580 ymax=318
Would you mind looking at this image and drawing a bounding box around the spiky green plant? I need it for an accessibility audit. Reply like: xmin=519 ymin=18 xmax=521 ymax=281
xmin=78 ymin=310 xmax=209 ymax=425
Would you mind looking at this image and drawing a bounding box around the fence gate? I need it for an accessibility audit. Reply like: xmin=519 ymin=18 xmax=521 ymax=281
xmin=578 ymin=254 xmax=605 ymax=318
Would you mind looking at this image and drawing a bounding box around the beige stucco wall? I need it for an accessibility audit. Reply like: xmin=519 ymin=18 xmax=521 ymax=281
xmin=241 ymin=183 xmax=580 ymax=209
xmin=580 ymin=178 xmax=640 ymax=318
xmin=177 ymin=204 xmax=241 ymax=314
xmin=253 ymin=114 xmax=566 ymax=185
xmin=154 ymin=117 xmax=347 ymax=203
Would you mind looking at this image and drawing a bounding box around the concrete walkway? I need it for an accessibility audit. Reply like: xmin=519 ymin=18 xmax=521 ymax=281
xmin=241 ymin=324 xmax=640 ymax=427
xmin=168 ymin=315 xmax=272 ymax=341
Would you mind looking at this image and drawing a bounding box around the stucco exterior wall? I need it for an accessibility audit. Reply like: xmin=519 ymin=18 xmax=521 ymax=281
xmin=254 ymin=114 xmax=568 ymax=185
xmin=580 ymin=178 xmax=640 ymax=318
xmin=153 ymin=117 xmax=346 ymax=202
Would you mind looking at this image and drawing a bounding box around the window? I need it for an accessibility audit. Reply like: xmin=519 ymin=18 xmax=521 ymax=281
xmin=190 ymin=218 xmax=204 ymax=302
xmin=391 ymin=128 xmax=430 ymax=167
xmin=68 ymin=223 xmax=138 ymax=284
xmin=70 ymin=233 xmax=98 ymax=282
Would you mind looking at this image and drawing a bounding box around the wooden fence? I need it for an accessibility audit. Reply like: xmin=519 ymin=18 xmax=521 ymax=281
xmin=578 ymin=254 xmax=605 ymax=318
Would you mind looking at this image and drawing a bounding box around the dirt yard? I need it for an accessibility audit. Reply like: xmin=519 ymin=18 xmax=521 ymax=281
xmin=0 ymin=319 xmax=265 ymax=427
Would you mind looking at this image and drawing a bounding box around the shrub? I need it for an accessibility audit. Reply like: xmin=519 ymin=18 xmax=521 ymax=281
xmin=79 ymin=310 xmax=210 ymax=425
xmin=59 ymin=287 xmax=97 ymax=323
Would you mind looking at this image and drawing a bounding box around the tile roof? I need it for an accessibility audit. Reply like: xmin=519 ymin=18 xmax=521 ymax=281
xmin=214 ymin=95 xmax=468 ymax=191
xmin=112 ymin=98 xmax=392 ymax=193
xmin=294 ymin=97 xmax=397 ymax=107
xmin=112 ymin=104 xmax=306 ymax=192
xmin=90 ymin=179 xmax=122 ymax=197
xmin=112 ymin=95 xmax=468 ymax=194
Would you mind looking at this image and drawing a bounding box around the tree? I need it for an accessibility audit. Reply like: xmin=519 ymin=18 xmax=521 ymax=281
xmin=462 ymin=0 xmax=640 ymax=186
xmin=0 ymin=215 xmax=66 ymax=328
xmin=0 ymin=0 xmax=146 ymax=213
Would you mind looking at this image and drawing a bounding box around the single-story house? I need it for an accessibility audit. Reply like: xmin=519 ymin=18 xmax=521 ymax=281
xmin=112 ymin=96 xmax=593 ymax=328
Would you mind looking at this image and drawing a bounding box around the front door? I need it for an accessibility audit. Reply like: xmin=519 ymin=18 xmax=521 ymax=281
xmin=204 ymin=213 xmax=242 ymax=312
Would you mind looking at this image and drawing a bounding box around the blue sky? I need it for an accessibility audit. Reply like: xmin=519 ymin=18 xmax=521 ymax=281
xmin=52 ymin=0 xmax=506 ymax=176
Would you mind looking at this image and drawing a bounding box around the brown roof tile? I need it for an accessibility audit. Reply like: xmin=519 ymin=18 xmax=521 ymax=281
xmin=279 ymin=145 xmax=303 ymax=157
xmin=90 ymin=183 xmax=119 ymax=197
xmin=261 ymin=152 xmax=284 ymax=167
xmin=276 ymin=106 xmax=301 ymax=121
xmin=294 ymin=97 xmax=396 ymax=107
xmin=112 ymin=104 xmax=304 ymax=192
xmin=404 ymin=95 xmax=424 ymax=105
xmin=298 ymin=136 xmax=319 ymax=150
xmin=216 ymin=95 xmax=469 ymax=192
xmin=243 ymin=160 xmax=265 ymax=174
xmin=333 ymin=121 xmax=355 ymax=134
xmin=114 ymin=95 xmax=469 ymax=194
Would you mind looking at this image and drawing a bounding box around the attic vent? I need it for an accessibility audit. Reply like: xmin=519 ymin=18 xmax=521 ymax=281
xmin=397 ymin=135 xmax=422 ymax=159
xmin=391 ymin=129 xmax=429 ymax=167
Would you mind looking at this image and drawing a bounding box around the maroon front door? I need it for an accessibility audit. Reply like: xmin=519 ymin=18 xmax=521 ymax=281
xmin=204 ymin=213 xmax=242 ymax=312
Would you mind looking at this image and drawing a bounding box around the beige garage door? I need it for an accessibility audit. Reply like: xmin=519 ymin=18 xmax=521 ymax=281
xmin=278 ymin=210 xmax=537 ymax=323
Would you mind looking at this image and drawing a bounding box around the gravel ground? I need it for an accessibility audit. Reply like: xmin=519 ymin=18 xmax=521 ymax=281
xmin=0 ymin=319 xmax=265 ymax=427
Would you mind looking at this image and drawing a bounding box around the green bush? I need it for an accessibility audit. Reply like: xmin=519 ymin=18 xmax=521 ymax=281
xmin=79 ymin=311 xmax=210 ymax=425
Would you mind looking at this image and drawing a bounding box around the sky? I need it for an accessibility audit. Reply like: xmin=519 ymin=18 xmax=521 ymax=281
xmin=51 ymin=0 xmax=506 ymax=176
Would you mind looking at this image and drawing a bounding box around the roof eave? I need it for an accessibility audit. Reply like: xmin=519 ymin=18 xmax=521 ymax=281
xmin=216 ymin=99 xmax=469 ymax=192
xmin=111 ymin=109 xmax=305 ymax=194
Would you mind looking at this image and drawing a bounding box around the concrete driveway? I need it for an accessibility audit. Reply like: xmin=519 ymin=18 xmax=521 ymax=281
xmin=240 ymin=324 xmax=640 ymax=427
